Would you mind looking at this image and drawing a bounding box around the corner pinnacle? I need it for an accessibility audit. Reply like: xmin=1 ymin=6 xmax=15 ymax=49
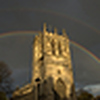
xmin=54 ymin=27 xmax=57 ymax=34
xmin=43 ymin=23 xmax=47 ymax=32
xmin=62 ymin=29 xmax=68 ymax=38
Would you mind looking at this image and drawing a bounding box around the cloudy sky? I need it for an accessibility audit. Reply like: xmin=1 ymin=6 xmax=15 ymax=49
xmin=0 ymin=0 xmax=100 ymax=89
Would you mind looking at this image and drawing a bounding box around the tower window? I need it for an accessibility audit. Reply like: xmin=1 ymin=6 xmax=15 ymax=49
xmin=51 ymin=39 xmax=55 ymax=55
xmin=58 ymin=70 xmax=61 ymax=74
xmin=39 ymin=56 xmax=44 ymax=61
xmin=35 ymin=78 xmax=41 ymax=82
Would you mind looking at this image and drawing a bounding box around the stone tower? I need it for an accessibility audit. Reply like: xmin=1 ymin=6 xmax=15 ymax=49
xmin=32 ymin=23 xmax=76 ymax=100
xmin=12 ymin=23 xmax=76 ymax=100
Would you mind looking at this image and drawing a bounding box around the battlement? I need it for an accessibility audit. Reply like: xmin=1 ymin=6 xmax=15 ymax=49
xmin=33 ymin=23 xmax=70 ymax=57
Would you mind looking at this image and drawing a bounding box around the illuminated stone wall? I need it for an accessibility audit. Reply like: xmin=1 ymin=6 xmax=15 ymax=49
xmin=13 ymin=23 xmax=76 ymax=100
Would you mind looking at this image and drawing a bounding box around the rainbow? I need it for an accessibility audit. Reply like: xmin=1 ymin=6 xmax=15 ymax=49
xmin=71 ymin=40 xmax=100 ymax=63
xmin=0 ymin=31 xmax=99 ymax=63
xmin=0 ymin=8 xmax=100 ymax=35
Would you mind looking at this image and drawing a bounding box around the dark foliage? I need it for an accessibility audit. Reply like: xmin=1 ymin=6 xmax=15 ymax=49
xmin=77 ymin=91 xmax=94 ymax=100
xmin=0 ymin=91 xmax=7 ymax=100
xmin=0 ymin=61 xmax=13 ymax=95
xmin=95 ymin=95 xmax=100 ymax=100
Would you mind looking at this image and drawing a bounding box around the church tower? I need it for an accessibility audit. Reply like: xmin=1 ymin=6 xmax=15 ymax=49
xmin=32 ymin=23 xmax=76 ymax=100
xmin=12 ymin=23 xmax=76 ymax=100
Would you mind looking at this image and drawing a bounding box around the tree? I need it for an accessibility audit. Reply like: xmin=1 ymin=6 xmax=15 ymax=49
xmin=77 ymin=91 xmax=94 ymax=100
xmin=0 ymin=92 xmax=7 ymax=100
xmin=95 ymin=95 xmax=100 ymax=100
xmin=0 ymin=61 xmax=13 ymax=95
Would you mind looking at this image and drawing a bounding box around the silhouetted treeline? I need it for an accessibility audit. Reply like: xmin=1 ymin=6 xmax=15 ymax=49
xmin=0 ymin=61 xmax=13 ymax=100
xmin=76 ymin=89 xmax=100 ymax=100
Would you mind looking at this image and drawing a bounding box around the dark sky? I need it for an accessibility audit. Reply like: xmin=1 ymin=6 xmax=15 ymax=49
xmin=0 ymin=0 xmax=100 ymax=89
xmin=0 ymin=0 xmax=100 ymax=57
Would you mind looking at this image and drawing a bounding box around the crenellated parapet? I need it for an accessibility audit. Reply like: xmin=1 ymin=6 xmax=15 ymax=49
xmin=41 ymin=23 xmax=70 ymax=57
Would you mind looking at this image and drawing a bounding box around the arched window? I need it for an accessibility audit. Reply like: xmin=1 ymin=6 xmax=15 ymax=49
xmin=55 ymin=78 xmax=66 ymax=98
